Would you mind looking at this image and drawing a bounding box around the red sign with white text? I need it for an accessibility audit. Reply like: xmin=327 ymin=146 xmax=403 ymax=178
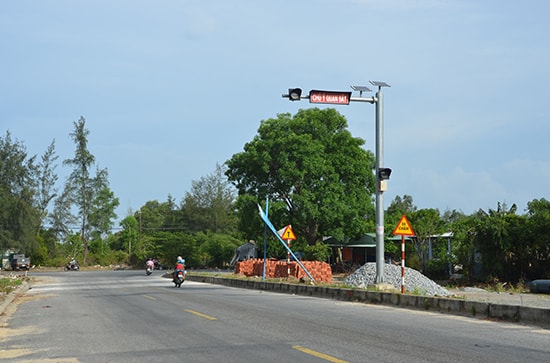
xmin=309 ymin=90 xmax=351 ymax=105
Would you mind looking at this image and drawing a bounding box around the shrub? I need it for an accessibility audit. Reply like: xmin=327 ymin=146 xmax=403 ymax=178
xmin=303 ymin=242 xmax=331 ymax=262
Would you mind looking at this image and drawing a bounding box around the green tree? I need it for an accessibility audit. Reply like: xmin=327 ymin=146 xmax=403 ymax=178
xmin=138 ymin=200 xmax=169 ymax=232
xmin=448 ymin=212 xmax=480 ymax=282
xmin=86 ymin=186 xmax=119 ymax=264
xmin=49 ymin=185 xmax=77 ymax=244
xmin=197 ymin=232 xmax=241 ymax=267
xmin=226 ymin=108 xmax=375 ymax=246
xmin=88 ymin=186 xmax=119 ymax=242
xmin=152 ymin=231 xmax=198 ymax=268
xmin=525 ymin=198 xmax=550 ymax=279
xmin=119 ymin=215 xmax=138 ymax=263
xmin=33 ymin=140 xmax=59 ymax=233
xmin=181 ymin=163 xmax=237 ymax=234
xmin=409 ymin=208 xmax=445 ymax=273
xmin=62 ymin=116 xmax=111 ymax=263
xmin=303 ymin=242 xmax=331 ymax=262
xmin=164 ymin=195 xmax=180 ymax=230
xmin=62 ymin=232 xmax=84 ymax=260
xmin=386 ymin=194 xmax=417 ymax=228
xmin=0 ymin=131 xmax=39 ymax=252
xmin=473 ymin=202 xmax=526 ymax=282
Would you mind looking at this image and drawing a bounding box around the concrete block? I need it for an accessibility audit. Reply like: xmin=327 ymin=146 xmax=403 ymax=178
xmin=400 ymin=294 xmax=419 ymax=308
xmin=519 ymin=306 xmax=550 ymax=324
xmin=463 ymin=301 xmax=489 ymax=317
xmin=489 ymin=303 xmax=520 ymax=322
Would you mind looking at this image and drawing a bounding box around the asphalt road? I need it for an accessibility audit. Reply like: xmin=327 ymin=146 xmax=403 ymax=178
xmin=2 ymin=270 xmax=549 ymax=363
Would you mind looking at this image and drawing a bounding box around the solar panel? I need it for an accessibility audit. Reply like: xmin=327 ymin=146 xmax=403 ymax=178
xmin=369 ymin=81 xmax=391 ymax=87
xmin=350 ymin=85 xmax=372 ymax=92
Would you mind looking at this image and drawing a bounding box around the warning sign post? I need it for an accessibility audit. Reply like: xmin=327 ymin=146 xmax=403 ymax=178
xmin=393 ymin=215 xmax=415 ymax=293
xmin=280 ymin=225 xmax=296 ymax=276
xmin=393 ymin=215 xmax=414 ymax=236
xmin=281 ymin=225 xmax=296 ymax=240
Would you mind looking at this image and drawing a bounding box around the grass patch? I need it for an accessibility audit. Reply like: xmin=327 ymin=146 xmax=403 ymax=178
xmin=0 ymin=276 xmax=25 ymax=296
xmin=485 ymin=281 xmax=529 ymax=294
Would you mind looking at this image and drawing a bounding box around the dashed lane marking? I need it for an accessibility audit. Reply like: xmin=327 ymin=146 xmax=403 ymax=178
xmin=293 ymin=345 xmax=349 ymax=363
xmin=184 ymin=309 xmax=217 ymax=321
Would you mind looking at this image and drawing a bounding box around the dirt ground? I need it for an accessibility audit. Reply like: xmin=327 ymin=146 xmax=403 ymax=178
xmin=447 ymin=287 xmax=550 ymax=309
xmin=0 ymin=282 xmax=79 ymax=363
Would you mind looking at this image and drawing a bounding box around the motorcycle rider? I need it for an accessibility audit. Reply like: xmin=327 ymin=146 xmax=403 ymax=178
xmin=172 ymin=256 xmax=186 ymax=281
xmin=145 ymin=258 xmax=155 ymax=272
xmin=69 ymin=258 xmax=78 ymax=269
xmin=65 ymin=258 xmax=79 ymax=271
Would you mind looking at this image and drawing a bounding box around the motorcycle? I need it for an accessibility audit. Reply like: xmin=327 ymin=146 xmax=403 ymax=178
xmin=64 ymin=261 xmax=79 ymax=271
xmin=173 ymin=269 xmax=187 ymax=288
xmin=145 ymin=265 xmax=153 ymax=276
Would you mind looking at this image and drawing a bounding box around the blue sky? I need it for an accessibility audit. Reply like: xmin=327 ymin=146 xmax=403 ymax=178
xmin=2 ymin=1 xmax=549 ymax=223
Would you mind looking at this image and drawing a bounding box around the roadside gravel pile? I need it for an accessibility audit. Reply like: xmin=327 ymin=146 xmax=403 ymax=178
xmin=344 ymin=263 xmax=451 ymax=296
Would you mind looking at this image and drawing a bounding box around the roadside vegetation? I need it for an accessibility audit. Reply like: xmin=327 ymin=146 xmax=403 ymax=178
xmin=1 ymin=110 xmax=549 ymax=286
xmin=0 ymin=275 xmax=26 ymax=298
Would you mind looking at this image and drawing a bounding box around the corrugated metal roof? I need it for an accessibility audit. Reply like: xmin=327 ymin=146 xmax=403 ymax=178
xmin=324 ymin=233 xmax=415 ymax=247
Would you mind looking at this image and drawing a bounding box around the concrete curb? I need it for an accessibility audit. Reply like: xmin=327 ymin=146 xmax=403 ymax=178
xmin=187 ymin=274 xmax=550 ymax=328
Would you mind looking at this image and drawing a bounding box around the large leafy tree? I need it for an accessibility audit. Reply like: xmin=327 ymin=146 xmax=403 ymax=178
xmin=226 ymin=108 xmax=376 ymax=245
xmin=137 ymin=199 xmax=174 ymax=233
xmin=473 ymin=202 xmax=526 ymax=282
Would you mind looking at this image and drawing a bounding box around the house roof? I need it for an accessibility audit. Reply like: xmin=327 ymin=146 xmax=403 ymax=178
xmin=324 ymin=233 xmax=376 ymax=248
xmin=324 ymin=233 xmax=414 ymax=248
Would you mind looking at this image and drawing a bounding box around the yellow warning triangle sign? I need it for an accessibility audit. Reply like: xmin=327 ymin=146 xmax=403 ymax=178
xmin=281 ymin=225 xmax=297 ymax=240
xmin=393 ymin=215 xmax=415 ymax=236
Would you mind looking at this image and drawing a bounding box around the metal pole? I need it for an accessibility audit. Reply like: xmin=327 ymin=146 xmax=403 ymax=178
xmin=375 ymin=87 xmax=385 ymax=283
xmin=401 ymin=235 xmax=405 ymax=293
xmin=284 ymin=84 xmax=389 ymax=284
xmin=263 ymin=197 xmax=268 ymax=281
xmin=287 ymin=238 xmax=291 ymax=277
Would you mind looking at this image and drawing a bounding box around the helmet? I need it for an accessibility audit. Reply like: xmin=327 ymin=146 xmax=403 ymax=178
xmin=177 ymin=256 xmax=182 ymax=261
xmin=178 ymin=258 xmax=185 ymax=264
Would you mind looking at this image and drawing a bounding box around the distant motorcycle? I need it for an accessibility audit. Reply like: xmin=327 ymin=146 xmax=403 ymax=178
xmin=145 ymin=260 xmax=154 ymax=276
xmin=173 ymin=269 xmax=187 ymax=288
xmin=64 ymin=260 xmax=79 ymax=271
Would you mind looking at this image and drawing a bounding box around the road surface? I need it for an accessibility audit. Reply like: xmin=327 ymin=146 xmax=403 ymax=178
xmin=1 ymin=270 xmax=549 ymax=362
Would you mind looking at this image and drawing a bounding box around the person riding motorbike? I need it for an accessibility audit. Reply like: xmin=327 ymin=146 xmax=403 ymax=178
xmin=145 ymin=258 xmax=155 ymax=274
xmin=172 ymin=256 xmax=186 ymax=283
xmin=175 ymin=256 xmax=184 ymax=270
xmin=65 ymin=258 xmax=79 ymax=271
